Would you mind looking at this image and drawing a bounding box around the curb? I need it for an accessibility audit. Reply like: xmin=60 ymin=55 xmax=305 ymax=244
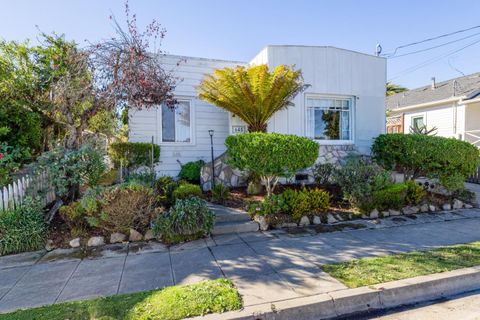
xmin=194 ymin=266 xmax=480 ymax=320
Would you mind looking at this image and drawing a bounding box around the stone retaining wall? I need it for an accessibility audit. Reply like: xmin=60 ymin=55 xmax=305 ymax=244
xmin=200 ymin=145 xmax=357 ymax=191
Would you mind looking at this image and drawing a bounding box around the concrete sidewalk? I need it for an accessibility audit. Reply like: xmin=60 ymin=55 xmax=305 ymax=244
xmin=1 ymin=209 xmax=480 ymax=314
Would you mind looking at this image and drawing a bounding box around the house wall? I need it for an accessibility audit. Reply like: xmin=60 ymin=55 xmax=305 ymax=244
xmin=402 ymin=102 xmax=464 ymax=139
xmin=465 ymin=102 xmax=480 ymax=147
xmin=130 ymin=47 xmax=387 ymax=177
xmin=260 ymin=46 xmax=386 ymax=154
xmin=129 ymin=55 xmax=246 ymax=176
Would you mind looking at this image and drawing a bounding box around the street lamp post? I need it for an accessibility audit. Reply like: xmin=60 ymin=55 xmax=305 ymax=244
xmin=208 ymin=130 xmax=215 ymax=189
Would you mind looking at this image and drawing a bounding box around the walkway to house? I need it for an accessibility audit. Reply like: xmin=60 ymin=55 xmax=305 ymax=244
xmin=2 ymin=209 xmax=480 ymax=314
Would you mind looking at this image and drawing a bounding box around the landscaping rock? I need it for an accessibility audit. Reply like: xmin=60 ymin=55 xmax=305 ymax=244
xmin=442 ymin=203 xmax=452 ymax=211
xmin=69 ymin=238 xmax=81 ymax=248
xmin=429 ymin=204 xmax=437 ymax=212
xmin=110 ymin=232 xmax=127 ymax=244
xmin=299 ymin=216 xmax=310 ymax=227
xmin=465 ymin=204 xmax=473 ymax=209
xmin=452 ymin=199 xmax=463 ymax=210
xmin=129 ymin=229 xmax=143 ymax=242
xmin=381 ymin=211 xmax=389 ymax=217
xmin=87 ymin=236 xmax=104 ymax=247
xmin=255 ymin=215 xmax=269 ymax=231
xmin=420 ymin=204 xmax=429 ymax=213
xmin=313 ymin=216 xmax=322 ymax=225
xmin=45 ymin=240 xmax=56 ymax=251
xmin=389 ymin=209 xmax=401 ymax=216
xmin=370 ymin=209 xmax=379 ymax=219
xmin=144 ymin=229 xmax=155 ymax=241
xmin=402 ymin=206 xmax=419 ymax=215
xmin=327 ymin=214 xmax=337 ymax=224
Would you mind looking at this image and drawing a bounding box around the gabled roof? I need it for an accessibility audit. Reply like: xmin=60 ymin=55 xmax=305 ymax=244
xmin=386 ymin=72 xmax=480 ymax=110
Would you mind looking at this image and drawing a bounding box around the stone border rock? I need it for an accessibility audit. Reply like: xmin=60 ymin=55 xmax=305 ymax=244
xmin=193 ymin=266 xmax=480 ymax=320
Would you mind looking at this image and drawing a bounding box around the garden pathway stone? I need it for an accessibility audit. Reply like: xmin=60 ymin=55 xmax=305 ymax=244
xmin=2 ymin=209 xmax=480 ymax=313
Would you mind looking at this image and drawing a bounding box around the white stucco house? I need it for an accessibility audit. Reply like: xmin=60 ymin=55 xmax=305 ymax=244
xmin=129 ymin=45 xmax=387 ymax=180
xmin=386 ymin=73 xmax=480 ymax=148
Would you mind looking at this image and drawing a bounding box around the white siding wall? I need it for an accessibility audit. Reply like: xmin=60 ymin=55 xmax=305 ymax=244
xmin=403 ymin=102 xmax=464 ymax=139
xmin=129 ymin=55 xmax=246 ymax=176
xmin=129 ymin=47 xmax=387 ymax=176
xmin=464 ymin=102 xmax=480 ymax=146
xmin=261 ymin=46 xmax=386 ymax=154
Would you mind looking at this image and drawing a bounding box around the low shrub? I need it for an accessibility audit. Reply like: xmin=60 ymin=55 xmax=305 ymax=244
xmin=452 ymin=188 xmax=477 ymax=204
xmin=153 ymin=197 xmax=215 ymax=244
xmin=60 ymin=183 xmax=158 ymax=234
xmin=211 ymin=183 xmax=230 ymax=204
xmin=172 ymin=183 xmax=203 ymax=202
xmin=405 ymin=180 xmax=426 ymax=205
xmin=312 ymin=163 xmax=335 ymax=185
xmin=155 ymin=176 xmax=179 ymax=206
xmin=98 ymin=169 xmax=118 ymax=186
xmin=225 ymin=133 xmax=319 ymax=196
xmin=0 ymin=197 xmax=47 ymax=255
xmin=125 ymin=170 xmax=156 ymax=186
xmin=372 ymin=134 xmax=480 ymax=191
xmin=248 ymin=188 xmax=330 ymax=222
xmin=332 ymin=155 xmax=392 ymax=212
xmin=372 ymin=184 xmax=408 ymax=211
xmin=108 ymin=142 xmax=160 ymax=170
xmin=178 ymin=160 xmax=204 ymax=184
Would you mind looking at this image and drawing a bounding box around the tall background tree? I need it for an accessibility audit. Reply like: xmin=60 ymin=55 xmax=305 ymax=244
xmin=198 ymin=64 xmax=306 ymax=132
xmin=386 ymin=82 xmax=408 ymax=96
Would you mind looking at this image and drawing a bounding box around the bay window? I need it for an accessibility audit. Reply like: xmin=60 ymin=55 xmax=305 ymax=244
xmin=306 ymin=96 xmax=353 ymax=141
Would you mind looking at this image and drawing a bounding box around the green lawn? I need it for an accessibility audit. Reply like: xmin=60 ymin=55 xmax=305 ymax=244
xmin=322 ymin=242 xmax=480 ymax=288
xmin=0 ymin=279 xmax=242 ymax=320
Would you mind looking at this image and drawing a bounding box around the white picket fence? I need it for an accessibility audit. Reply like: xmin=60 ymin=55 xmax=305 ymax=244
xmin=0 ymin=171 xmax=55 ymax=212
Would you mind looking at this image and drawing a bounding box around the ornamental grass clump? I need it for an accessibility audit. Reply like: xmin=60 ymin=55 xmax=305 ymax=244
xmin=225 ymin=133 xmax=319 ymax=196
xmin=0 ymin=197 xmax=47 ymax=256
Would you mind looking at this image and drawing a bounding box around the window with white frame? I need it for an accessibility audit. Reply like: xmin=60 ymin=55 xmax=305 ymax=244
xmin=306 ymin=96 xmax=352 ymax=141
xmin=161 ymin=100 xmax=191 ymax=143
xmin=411 ymin=116 xmax=425 ymax=131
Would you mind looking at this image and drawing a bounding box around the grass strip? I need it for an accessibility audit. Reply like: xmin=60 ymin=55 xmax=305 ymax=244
xmin=322 ymin=242 xmax=480 ymax=288
xmin=0 ymin=278 xmax=242 ymax=320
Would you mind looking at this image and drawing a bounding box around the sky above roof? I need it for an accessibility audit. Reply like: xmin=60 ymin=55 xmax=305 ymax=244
xmin=1 ymin=0 xmax=479 ymax=89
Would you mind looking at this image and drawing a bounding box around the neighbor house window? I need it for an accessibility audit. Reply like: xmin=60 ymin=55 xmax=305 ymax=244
xmin=411 ymin=116 xmax=425 ymax=131
xmin=162 ymin=100 xmax=191 ymax=143
xmin=306 ymin=96 xmax=352 ymax=140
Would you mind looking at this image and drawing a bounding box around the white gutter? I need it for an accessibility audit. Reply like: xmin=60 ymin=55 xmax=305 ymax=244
xmin=389 ymin=96 xmax=462 ymax=113
xmin=462 ymin=97 xmax=480 ymax=105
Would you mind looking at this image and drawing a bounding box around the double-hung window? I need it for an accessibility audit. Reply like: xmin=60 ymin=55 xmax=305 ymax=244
xmin=161 ymin=100 xmax=191 ymax=143
xmin=306 ymin=96 xmax=353 ymax=141
xmin=411 ymin=116 xmax=425 ymax=131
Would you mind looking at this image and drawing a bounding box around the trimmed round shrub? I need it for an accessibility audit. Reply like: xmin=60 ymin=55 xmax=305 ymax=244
xmin=172 ymin=183 xmax=203 ymax=201
xmin=281 ymin=188 xmax=331 ymax=221
xmin=0 ymin=197 xmax=47 ymax=256
xmin=108 ymin=142 xmax=160 ymax=169
xmin=178 ymin=160 xmax=205 ymax=184
xmin=225 ymin=133 xmax=319 ymax=196
xmin=372 ymin=134 xmax=480 ymax=191
xmin=153 ymin=197 xmax=215 ymax=244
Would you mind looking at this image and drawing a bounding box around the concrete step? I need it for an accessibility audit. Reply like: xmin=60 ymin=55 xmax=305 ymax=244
xmin=212 ymin=221 xmax=260 ymax=235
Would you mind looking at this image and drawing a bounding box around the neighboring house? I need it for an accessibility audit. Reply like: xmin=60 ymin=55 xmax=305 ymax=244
xmin=386 ymin=73 xmax=480 ymax=147
xmin=129 ymin=45 xmax=386 ymax=177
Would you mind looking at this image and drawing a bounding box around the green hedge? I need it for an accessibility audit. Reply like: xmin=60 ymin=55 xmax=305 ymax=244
xmin=225 ymin=133 xmax=319 ymax=195
xmin=108 ymin=142 xmax=160 ymax=169
xmin=178 ymin=160 xmax=204 ymax=184
xmin=372 ymin=134 xmax=480 ymax=190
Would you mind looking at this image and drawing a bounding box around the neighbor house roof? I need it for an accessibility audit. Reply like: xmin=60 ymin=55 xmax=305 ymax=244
xmin=386 ymin=72 xmax=480 ymax=110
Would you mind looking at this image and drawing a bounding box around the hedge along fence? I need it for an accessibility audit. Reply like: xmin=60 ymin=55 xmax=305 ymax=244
xmin=0 ymin=171 xmax=55 ymax=212
xmin=225 ymin=132 xmax=319 ymax=196
xmin=372 ymin=134 xmax=480 ymax=191
xmin=108 ymin=142 xmax=160 ymax=170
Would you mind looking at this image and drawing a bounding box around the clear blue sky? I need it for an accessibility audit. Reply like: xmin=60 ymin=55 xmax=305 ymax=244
xmin=1 ymin=0 xmax=479 ymax=89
